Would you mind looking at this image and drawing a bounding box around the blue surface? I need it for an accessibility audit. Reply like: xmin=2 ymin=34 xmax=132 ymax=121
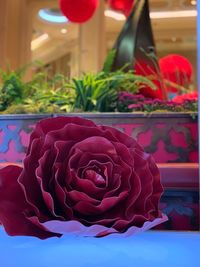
xmin=0 ymin=228 xmax=199 ymax=267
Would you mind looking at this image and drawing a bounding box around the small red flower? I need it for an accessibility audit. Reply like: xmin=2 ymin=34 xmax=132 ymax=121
xmin=172 ymin=92 xmax=198 ymax=103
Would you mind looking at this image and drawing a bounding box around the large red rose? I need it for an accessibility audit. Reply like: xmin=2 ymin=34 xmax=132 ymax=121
xmin=0 ymin=117 xmax=166 ymax=238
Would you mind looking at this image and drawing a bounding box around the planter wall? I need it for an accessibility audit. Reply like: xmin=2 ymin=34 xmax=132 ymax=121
xmin=0 ymin=113 xmax=198 ymax=163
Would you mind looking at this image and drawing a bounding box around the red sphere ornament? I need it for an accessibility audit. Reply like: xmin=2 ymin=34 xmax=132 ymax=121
xmin=159 ymin=54 xmax=193 ymax=93
xmin=59 ymin=0 xmax=99 ymax=23
xmin=108 ymin=0 xmax=134 ymax=16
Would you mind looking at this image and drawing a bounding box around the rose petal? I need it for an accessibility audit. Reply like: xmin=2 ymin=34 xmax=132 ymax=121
xmin=27 ymin=117 xmax=97 ymax=153
xmin=69 ymin=150 xmax=115 ymax=175
xmin=69 ymin=169 xmax=106 ymax=200
xmin=0 ymin=166 xmax=58 ymax=239
xmin=54 ymin=166 xmax=74 ymax=219
xmin=73 ymin=191 xmax=128 ymax=215
xmin=35 ymin=150 xmax=64 ymax=220
xmin=132 ymin=151 xmax=163 ymax=216
xmin=67 ymin=189 xmax=100 ymax=206
xmin=43 ymin=219 xmax=117 ymax=236
xmin=70 ymin=136 xmax=118 ymax=158
xmin=19 ymin=139 xmax=52 ymax=221
xmin=100 ymin=125 xmax=141 ymax=150
xmin=112 ymin=142 xmax=135 ymax=167
xmin=42 ymin=214 xmax=168 ymax=237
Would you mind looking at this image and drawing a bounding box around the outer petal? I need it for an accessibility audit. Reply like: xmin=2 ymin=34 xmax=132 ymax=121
xmin=100 ymin=125 xmax=142 ymax=150
xmin=0 ymin=166 xmax=59 ymax=239
xmin=42 ymin=214 xmax=168 ymax=237
xmin=28 ymin=117 xmax=97 ymax=154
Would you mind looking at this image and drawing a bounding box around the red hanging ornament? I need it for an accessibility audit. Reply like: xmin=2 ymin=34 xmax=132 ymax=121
xmin=159 ymin=54 xmax=193 ymax=93
xmin=59 ymin=0 xmax=99 ymax=23
xmin=123 ymin=0 xmax=134 ymax=17
xmin=108 ymin=0 xmax=134 ymax=16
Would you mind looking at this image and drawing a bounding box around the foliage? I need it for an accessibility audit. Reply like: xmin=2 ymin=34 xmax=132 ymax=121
xmin=0 ymin=64 xmax=197 ymax=115
xmin=0 ymin=71 xmax=75 ymax=114
xmin=23 ymin=73 xmax=75 ymax=113
xmin=0 ymin=70 xmax=24 ymax=111
xmin=0 ymin=69 xmax=155 ymax=114
xmin=68 ymin=70 xmax=155 ymax=112
xmin=102 ymin=49 xmax=117 ymax=73
xmin=64 ymin=48 xmax=155 ymax=112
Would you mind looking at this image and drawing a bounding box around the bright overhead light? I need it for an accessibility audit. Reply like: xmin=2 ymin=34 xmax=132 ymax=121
xmin=104 ymin=10 xmax=126 ymax=21
xmin=61 ymin=28 xmax=68 ymax=34
xmin=190 ymin=0 xmax=197 ymax=5
xmin=31 ymin=33 xmax=49 ymax=51
xmin=38 ymin=9 xmax=68 ymax=23
xmin=104 ymin=9 xmax=197 ymax=21
xmin=150 ymin=10 xmax=197 ymax=19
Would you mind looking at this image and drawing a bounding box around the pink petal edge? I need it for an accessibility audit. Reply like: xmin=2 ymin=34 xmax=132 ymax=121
xmin=43 ymin=214 xmax=168 ymax=237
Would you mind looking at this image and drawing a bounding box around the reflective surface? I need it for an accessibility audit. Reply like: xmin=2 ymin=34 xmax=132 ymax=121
xmin=0 ymin=228 xmax=199 ymax=267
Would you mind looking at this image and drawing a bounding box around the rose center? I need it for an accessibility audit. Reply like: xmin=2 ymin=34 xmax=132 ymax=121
xmin=84 ymin=169 xmax=106 ymax=188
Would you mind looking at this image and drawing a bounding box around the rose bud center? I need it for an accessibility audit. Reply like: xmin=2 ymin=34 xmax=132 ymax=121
xmin=83 ymin=168 xmax=106 ymax=188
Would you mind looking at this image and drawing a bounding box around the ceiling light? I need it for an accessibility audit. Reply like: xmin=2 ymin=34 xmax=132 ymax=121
xmin=171 ymin=37 xmax=177 ymax=42
xmin=190 ymin=0 xmax=197 ymax=5
xmin=61 ymin=28 xmax=68 ymax=34
xmin=104 ymin=9 xmax=197 ymax=21
xmin=150 ymin=10 xmax=197 ymax=19
xmin=38 ymin=9 xmax=68 ymax=23
xmin=31 ymin=33 xmax=49 ymax=51
xmin=104 ymin=10 xmax=126 ymax=21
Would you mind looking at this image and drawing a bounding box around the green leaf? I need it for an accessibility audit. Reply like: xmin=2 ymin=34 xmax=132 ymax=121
xmin=102 ymin=49 xmax=116 ymax=73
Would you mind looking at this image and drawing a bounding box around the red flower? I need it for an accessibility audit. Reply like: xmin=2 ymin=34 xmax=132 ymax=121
xmin=172 ymin=92 xmax=198 ymax=103
xmin=0 ymin=117 xmax=166 ymax=238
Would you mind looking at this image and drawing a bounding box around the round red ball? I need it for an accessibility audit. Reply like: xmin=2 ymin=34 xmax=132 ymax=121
xmin=108 ymin=0 xmax=134 ymax=16
xmin=59 ymin=0 xmax=99 ymax=23
xmin=159 ymin=54 xmax=193 ymax=92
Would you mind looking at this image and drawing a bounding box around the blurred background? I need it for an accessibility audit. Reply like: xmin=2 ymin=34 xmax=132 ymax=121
xmin=0 ymin=0 xmax=197 ymax=86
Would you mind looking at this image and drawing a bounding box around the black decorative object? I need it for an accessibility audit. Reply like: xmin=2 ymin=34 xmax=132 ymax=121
xmin=111 ymin=0 xmax=157 ymax=72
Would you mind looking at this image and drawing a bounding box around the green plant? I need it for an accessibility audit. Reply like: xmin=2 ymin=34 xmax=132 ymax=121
xmin=23 ymin=73 xmax=75 ymax=113
xmin=1 ymin=55 xmax=195 ymax=115
xmin=0 ymin=70 xmax=75 ymax=114
xmin=68 ymin=69 xmax=155 ymax=112
xmin=0 ymin=50 xmax=157 ymax=114
xmin=0 ymin=70 xmax=25 ymax=111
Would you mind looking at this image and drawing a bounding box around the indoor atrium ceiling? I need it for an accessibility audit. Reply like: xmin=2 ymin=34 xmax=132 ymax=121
xmin=30 ymin=0 xmax=197 ymax=65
